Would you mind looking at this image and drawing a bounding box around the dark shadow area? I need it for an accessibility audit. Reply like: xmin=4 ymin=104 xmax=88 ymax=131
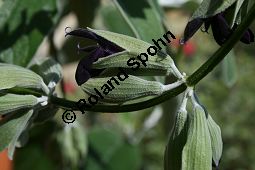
xmin=116 ymin=0 xmax=150 ymax=18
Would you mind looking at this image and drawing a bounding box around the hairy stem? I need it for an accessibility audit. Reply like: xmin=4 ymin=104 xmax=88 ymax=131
xmin=50 ymin=4 xmax=255 ymax=113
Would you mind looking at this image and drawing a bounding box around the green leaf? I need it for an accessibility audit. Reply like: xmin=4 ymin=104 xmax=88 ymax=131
xmin=147 ymin=0 xmax=165 ymax=18
xmin=222 ymin=50 xmax=237 ymax=88
xmin=81 ymin=75 xmax=163 ymax=104
xmin=225 ymin=0 xmax=245 ymax=27
xmin=191 ymin=0 xmax=237 ymax=20
xmin=164 ymin=105 xmax=188 ymax=170
xmin=235 ymin=0 xmax=249 ymax=24
xmin=72 ymin=123 xmax=88 ymax=158
xmin=56 ymin=123 xmax=88 ymax=168
xmin=14 ymin=145 xmax=56 ymax=170
xmin=207 ymin=114 xmax=223 ymax=167
xmin=30 ymin=57 xmax=62 ymax=85
xmin=0 ymin=0 xmax=57 ymax=66
xmin=0 ymin=63 xmax=49 ymax=94
xmin=0 ymin=93 xmax=38 ymax=115
xmin=0 ymin=0 xmax=17 ymax=29
xmin=0 ymin=109 xmax=33 ymax=159
xmin=182 ymin=104 xmax=212 ymax=170
xmin=108 ymin=144 xmax=141 ymax=170
xmin=112 ymin=0 xmax=166 ymax=45
xmin=88 ymin=127 xmax=123 ymax=163
xmin=100 ymin=5 xmax=134 ymax=36
xmin=57 ymin=126 xmax=78 ymax=167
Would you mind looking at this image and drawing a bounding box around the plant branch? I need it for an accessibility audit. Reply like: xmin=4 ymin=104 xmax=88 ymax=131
xmin=50 ymin=3 xmax=255 ymax=113
xmin=49 ymin=84 xmax=187 ymax=112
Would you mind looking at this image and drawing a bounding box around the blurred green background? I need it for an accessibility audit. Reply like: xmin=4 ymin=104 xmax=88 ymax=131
xmin=0 ymin=0 xmax=254 ymax=170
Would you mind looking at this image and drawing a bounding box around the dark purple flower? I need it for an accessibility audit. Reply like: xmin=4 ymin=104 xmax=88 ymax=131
xmin=65 ymin=28 xmax=124 ymax=86
xmin=233 ymin=24 xmax=255 ymax=44
xmin=183 ymin=13 xmax=254 ymax=45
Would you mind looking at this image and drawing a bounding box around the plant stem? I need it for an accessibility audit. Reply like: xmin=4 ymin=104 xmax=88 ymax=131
xmin=50 ymin=3 xmax=255 ymax=113
xmin=49 ymin=84 xmax=187 ymax=112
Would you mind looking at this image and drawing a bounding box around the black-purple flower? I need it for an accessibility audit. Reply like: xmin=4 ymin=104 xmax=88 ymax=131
xmin=183 ymin=13 xmax=254 ymax=45
xmin=65 ymin=28 xmax=124 ymax=86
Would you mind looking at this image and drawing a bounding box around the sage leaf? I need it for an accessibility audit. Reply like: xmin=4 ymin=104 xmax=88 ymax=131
xmin=222 ymin=51 xmax=237 ymax=88
xmin=225 ymin=0 xmax=245 ymax=28
xmin=112 ymin=0 xmax=165 ymax=45
xmin=235 ymin=0 xmax=248 ymax=24
xmin=0 ymin=109 xmax=33 ymax=159
xmin=191 ymin=0 xmax=237 ymax=20
xmin=164 ymin=106 xmax=188 ymax=170
xmin=0 ymin=93 xmax=38 ymax=115
xmin=0 ymin=0 xmax=58 ymax=67
xmin=182 ymin=104 xmax=212 ymax=170
xmin=207 ymin=114 xmax=223 ymax=167
xmin=0 ymin=0 xmax=17 ymax=29
xmin=81 ymin=74 xmax=163 ymax=103
xmin=57 ymin=125 xmax=79 ymax=167
xmin=0 ymin=63 xmax=49 ymax=94
xmin=30 ymin=58 xmax=62 ymax=85
xmin=72 ymin=123 xmax=88 ymax=158
xmin=100 ymin=5 xmax=134 ymax=37
xmin=56 ymin=124 xmax=87 ymax=167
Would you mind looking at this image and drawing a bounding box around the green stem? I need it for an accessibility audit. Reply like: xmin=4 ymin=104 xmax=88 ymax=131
xmin=49 ymin=84 xmax=186 ymax=112
xmin=50 ymin=3 xmax=255 ymax=113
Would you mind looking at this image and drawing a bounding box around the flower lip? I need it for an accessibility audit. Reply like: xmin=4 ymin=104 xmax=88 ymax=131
xmin=183 ymin=18 xmax=204 ymax=43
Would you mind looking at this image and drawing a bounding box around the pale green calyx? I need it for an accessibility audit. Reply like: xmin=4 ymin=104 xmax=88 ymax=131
xmin=0 ymin=63 xmax=49 ymax=94
xmin=88 ymin=28 xmax=183 ymax=79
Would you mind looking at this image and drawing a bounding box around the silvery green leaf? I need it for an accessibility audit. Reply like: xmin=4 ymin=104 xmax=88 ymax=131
xmin=164 ymin=107 xmax=188 ymax=170
xmin=0 ymin=109 xmax=33 ymax=159
xmin=0 ymin=93 xmax=38 ymax=115
xmin=0 ymin=63 xmax=49 ymax=94
xmin=56 ymin=125 xmax=81 ymax=167
xmin=235 ymin=0 xmax=248 ymax=24
xmin=207 ymin=114 xmax=223 ymax=167
xmin=231 ymin=0 xmax=245 ymax=26
xmin=100 ymin=5 xmax=135 ymax=37
xmin=72 ymin=123 xmax=88 ymax=158
xmin=81 ymin=74 xmax=163 ymax=103
xmin=182 ymin=104 xmax=212 ymax=170
xmin=112 ymin=0 xmax=165 ymax=45
xmin=222 ymin=51 xmax=237 ymax=88
xmin=29 ymin=57 xmax=62 ymax=85
xmin=0 ymin=0 xmax=17 ymax=29
xmin=191 ymin=0 xmax=237 ymax=20
xmin=92 ymin=51 xmax=173 ymax=75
